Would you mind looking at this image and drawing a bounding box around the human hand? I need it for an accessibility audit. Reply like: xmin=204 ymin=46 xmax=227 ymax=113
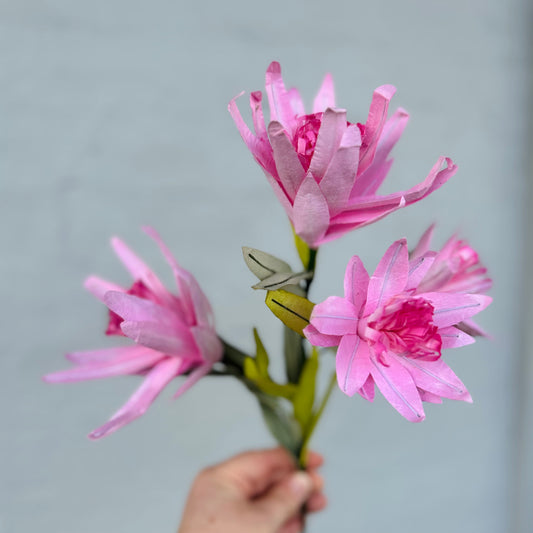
xmin=177 ymin=447 xmax=327 ymax=533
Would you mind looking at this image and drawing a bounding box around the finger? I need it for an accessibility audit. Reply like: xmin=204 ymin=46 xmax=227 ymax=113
xmin=255 ymin=471 xmax=314 ymax=531
xmin=278 ymin=515 xmax=304 ymax=533
xmin=213 ymin=448 xmax=296 ymax=497
xmin=306 ymin=491 xmax=328 ymax=513
xmin=308 ymin=471 xmax=324 ymax=492
xmin=304 ymin=450 xmax=324 ymax=469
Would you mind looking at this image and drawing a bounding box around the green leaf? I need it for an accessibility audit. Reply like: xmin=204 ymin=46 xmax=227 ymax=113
xmin=242 ymin=247 xmax=292 ymax=280
xmin=253 ymin=328 xmax=269 ymax=376
xmin=293 ymin=348 xmax=319 ymax=430
xmin=284 ymin=326 xmax=306 ymax=384
xmin=252 ymin=270 xmax=313 ymax=291
xmin=265 ymin=289 xmax=315 ymax=336
xmin=244 ymin=356 xmax=296 ymax=400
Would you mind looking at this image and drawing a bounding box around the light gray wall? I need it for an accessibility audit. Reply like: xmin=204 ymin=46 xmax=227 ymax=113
xmin=2 ymin=1 xmax=531 ymax=532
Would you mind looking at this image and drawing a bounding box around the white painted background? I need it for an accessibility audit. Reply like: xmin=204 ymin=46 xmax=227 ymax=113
xmin=2 ymin=1 xmax=531 ymax=532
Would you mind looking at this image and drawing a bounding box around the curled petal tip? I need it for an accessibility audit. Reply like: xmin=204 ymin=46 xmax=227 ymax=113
xmin=267 ymin=61 xmax=281 ymax=73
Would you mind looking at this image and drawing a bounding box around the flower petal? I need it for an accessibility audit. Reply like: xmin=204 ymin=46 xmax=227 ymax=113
xmin=84 ymin=276 xmax=124 ymax=303
xmin=405 ymin=252 xmax=436 ymax=291
xmin=190 ymin=326 xmax=223 ymax=363
xmin=292 ymin=173 xmax=330 ymax=247
xmin=411 ymin=224 xmax=435 ymax=260
xmin=265 ymin=61 xmax=298 ymax=133
xmin=358 ymin=84 xmax=396 ymax=175
xmin=343 ymin=255 xmax=370 ymax=313
xmin=439 ymin=326 xmax=475 ymax=349
xmin=358 ymin=375 xmax=375 ymax=401
xmin=310 ymin=296 xmax=359 ymax=336
xmin=418 ymin=389 xmax=443 ymax=404
xmin=313 ymin=73 xmax=335 ymax=112
xmin=43 ymin=348 xmax=164 ymax=383
xmin=120 ymin=320 xmax=197 ymax=357
xmin=308 ymin=108 xmax=347 ymax=182
xmin=365 ymin=239 xmax=409 ymax=315
xmin=420 ymin=292 xmax=492 ymax=328
xmin=172 ymin=363 xmax=212 ymax=399
xmin=104 ymin=291 xmax=178 ymax=326
xmin=65 ymin=345 xmax=149 ymax=366
xmin=268 ymin=120 xmax=306 ymax=199
xmin=88 ymin=357 xmax=183 ymax=439
xmin=318 ymin=124 xmax=362 ymax=215
xmin=397 ymin=354 xmax=471 ymax=402
xmin=336 ymin=334 xmax=372 ymax=396
xmin=370 ymin=352 xmax=425 ymax=422
xmin=303 ymin=323 xmax=341 ymax=347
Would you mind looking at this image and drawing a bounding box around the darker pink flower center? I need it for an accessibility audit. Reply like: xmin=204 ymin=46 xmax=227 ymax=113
xmin=291 ymin=113 xmax=364 ymax=171
xmin=106 ymin=280 xmax=154 ymax=336
xmin=365 ymin=297 xmax=442 ymax=360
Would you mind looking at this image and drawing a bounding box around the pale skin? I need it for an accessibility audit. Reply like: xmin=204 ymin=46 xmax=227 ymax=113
xmin=178 ymin=448 xmax=327 ymax=533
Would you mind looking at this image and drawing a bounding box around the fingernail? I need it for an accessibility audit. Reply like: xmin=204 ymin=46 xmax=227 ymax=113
xmin=289 ymin=472 xmax=312 ymax=496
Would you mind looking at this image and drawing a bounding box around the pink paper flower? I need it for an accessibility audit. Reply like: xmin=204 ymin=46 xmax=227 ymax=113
xmin=304 ymin=239 xmax=492 ymax=421
xmin=229 ymin=61 xmax=457 ymax=248
xmin=411 ymin=224 xmax=492 ymax=336
xmin=44 ymin=227 xmax=222 ymax=439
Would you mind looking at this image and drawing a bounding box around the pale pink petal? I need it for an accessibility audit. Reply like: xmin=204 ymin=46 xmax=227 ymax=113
xmin=303 ymin=324 xmax=341 ymax=347
xmin=358 ymin=84 xmax=396 ymax=175
xmin=173 ymin=363 xmax=212 ymax=399
xmin=313 ymin=73 xmax=335 ymax=112
xmin=405 ymin=252 xmax=436 ymax=291
xmin=190 ymin=326 xmax=223 ymax=363
xmin=308 ymin=108 xmax=347 ymax=182
xmin=343 ymin=255 xmax=370 ymax=314
xmin=418 ymin=389 xmax=442 ymax=404
xmin=318 ymin=124 xmax=361 ymax=215
xmin=310 ymin=296 xmax=359 ymax=336
xmin=261 ymin=168 xmax=294 ymax=215
xmin=88 ymin=357 xmax=183 ymax=439
xmin=397 ymin=354 xmax=471 ymax=402
xmin=292 ymin=174 xmax=330 ymax=247
xmin=336 ymin=334 xmax=372 ymax=396
xmin=287 ymin=87 xmax=305 ymax=116
xmin=439 ymin=326 xmax=475 ymax=349
xmin=104 ymin=291 xmax=179 ymax=327
xmin=358 ymin=375 xmax=375 ymax=401
xmin=250 ymin=91 xmax=267 ymax=138
xmin=44 ymin=349 xmax=164 ymax=383
xmin=265 ymin=62 xmax=298 ymax=132
xmin=420 ymin=292 xmax=492 ymax=328
xmin=411 ymin=224 xmax=436 ymax=260
xmin=351 ymin=107 xmax=408 ymax=196
xmin=120 ymin=320 xmax=197 ymax=357
xmin=457 ymin=318 xmax=492 ymax=338
xmin=84 ymin=276 xmax=125 ymax=303
xmin=370 ymin=352 xmax=425 ymax=422
xmin=268 ymin=121 xmax=306 ymax=199
xmin=65 ymin=345 xmax=149 ymax=366
xmin=365 ymin=239 xmax=409 ymax=315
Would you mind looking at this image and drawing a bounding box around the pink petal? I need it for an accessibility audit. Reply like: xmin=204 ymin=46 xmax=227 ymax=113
xmin=365 ymin=239 xmax=409 ymax=315
xmin=370 ymin=352 xmax=425 ymax=422
xmin=336 ymin=334 xmax=372 ymax=396
xmin=88 ymin=357 xmax=183 ymax=439
xmin=343 ymin=255 xmax=370 ymax=314
xmin=405 ymin=252 xmax=436 ymax=291
xmin=104 ymin=291 xmax=178 ymax=327
xmin=65 ymin=345 xmax=148 ymax=366
xmin=303 ymin=323 xmax=341 ymax=347
xmin=44 ymin=348 xmax=164 ymax=383
xmin=351 ymin=107 xmax=408 ymax=197
xmin=173 ymin=363 xmax=212 ymax=399
xmin=420 ymin=292 xmax=492 ymax=328
xmin=318 ymin=124 xmax=362 ymax=215
xmin=292 ymin=173 xmax=330 ymax=247
xmin=310 ymin=296 xmax=359 ymax=336
xmin=308 ymin=108 xmax=347 ymax=182
xmin=418 ymin=389 xmax=443 ymax=404
xmin=120 ymin=320 xmax=197 ymax=357
xmin=250 ymin=91 xmax=267 ymax=138
xmin=358 ymin=375 xmax=375 ymax=401
xmin=313 ymin=73 xmax=335 ymax=112
xmin=397 ymin=354 xmax=471 ymax=402
xmin=287 ymin=87 xmax=305 ymax=117
xmin=457 ymin=318 xmax=492 ymax=338
xmin=411 ymin=224 xmax=436 ymax=260
xmin=190 ymin=326 xmax=223 ymax=363
xmin=268 ymin=121 xmax=306 ymax=199
xmin=261 ymin=168 xmax=294 ymax=215
xmin=358 ymin=84 xmax=396 ymax=175
xmin=438 ymin=326 xmax=475 ymax=349
xmin=265 ymin=61 xmax=298 ymax=133
xmin=84 ymin=276 xmax=125 ymax=303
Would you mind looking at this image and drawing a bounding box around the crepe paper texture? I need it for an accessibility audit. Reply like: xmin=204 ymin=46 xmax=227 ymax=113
xmin=229 ymin=61 xmax=457 ymax=248
xmin=304 ymin=237 xmax=492 ymax=422
xmin=44 ymin=227 xmax=222 ymax=439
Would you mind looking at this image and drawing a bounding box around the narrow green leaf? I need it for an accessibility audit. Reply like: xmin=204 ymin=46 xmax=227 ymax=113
xmin=293 ymin=348 xmax=319 ymax=430
xmin=242 ymin=247 xmax=292 ymax=281
xmin=244 ymin=356 xmax=296 ymax=400
xmin=265 ymin=289 xmax=315 ymax=336
xmin=284 ymin=326 xmax=306 ymax=384
xmin=253 ymin=328 xmax=269 ymax=376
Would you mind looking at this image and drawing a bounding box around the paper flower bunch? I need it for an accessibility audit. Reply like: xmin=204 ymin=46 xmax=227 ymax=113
xmin=46 ymin=62 xmax=491 ymax=465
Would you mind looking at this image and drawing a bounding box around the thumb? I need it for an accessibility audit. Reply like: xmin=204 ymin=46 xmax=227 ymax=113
xmin=255 ymin=471 xmax=314 ymax=530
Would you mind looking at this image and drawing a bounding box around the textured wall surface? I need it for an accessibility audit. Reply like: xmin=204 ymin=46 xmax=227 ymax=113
xmin=2 ymin=1 xmax=531 ymax=532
